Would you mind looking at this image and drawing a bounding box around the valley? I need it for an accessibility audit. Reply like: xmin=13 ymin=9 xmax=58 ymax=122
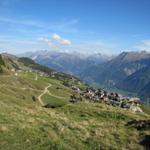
xmin=0 ymin=53 xmax=150 ymax=150
xmin=1 ymin=1 xmax=150 ymax=149
xmin=25 ymin=50 xmax=150 ymax=103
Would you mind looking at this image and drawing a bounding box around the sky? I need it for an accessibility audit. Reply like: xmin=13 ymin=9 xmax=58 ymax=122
xmin=0 ymin=0 xmax=150 ymax=55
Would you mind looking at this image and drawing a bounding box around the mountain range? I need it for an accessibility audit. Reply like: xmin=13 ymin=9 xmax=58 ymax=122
xmin=80 ymin=51 xmax=150 ymax=102
xmin=22 ymin=50 xmax=150 ymax=103
xmin=0 ymin=52 xmax=150 ymax=149
xmin=22 ymin=50 xmax=112 ymax=75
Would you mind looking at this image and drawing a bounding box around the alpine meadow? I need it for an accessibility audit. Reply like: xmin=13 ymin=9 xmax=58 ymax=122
xmin=0 ymin=0 xmax=150 ymax=150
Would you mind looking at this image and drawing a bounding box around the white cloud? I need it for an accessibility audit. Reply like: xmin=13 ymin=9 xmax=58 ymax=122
xmin=38 ymin=37 xmax=56 ymax=49
xmin=135 ymin=40 xmax=150 ymax=52
xmin=39 ymin=33 xmax=72 ymax=50
xmin=52 ymin=33 xmax=72 ymax=45
xmin=52 ymin=33 xmax=61 ymax=41
xmin=60 ymin=39 xmax=71 ymax=45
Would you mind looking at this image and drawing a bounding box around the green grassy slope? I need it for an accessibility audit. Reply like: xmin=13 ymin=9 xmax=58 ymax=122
xmin=0 ymin=72 xmax=150 ymax=150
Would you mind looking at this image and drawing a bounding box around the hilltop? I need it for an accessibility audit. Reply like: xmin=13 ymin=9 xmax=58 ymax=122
xmin=0 ymin=53 xmax=150 ymax=150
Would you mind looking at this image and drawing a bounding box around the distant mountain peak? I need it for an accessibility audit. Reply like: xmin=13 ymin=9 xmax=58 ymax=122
xmin=21 ymin=50 xmax=112 ymax=74
xmin=116 ymin=51 xmax=150 ymax=62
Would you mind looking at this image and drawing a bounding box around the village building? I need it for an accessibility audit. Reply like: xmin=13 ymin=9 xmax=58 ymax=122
xmin=70 ymin=85 xmax=143 ymax=112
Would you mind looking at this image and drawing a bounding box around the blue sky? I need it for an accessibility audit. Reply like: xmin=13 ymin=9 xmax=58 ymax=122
xmin=0 ymin=0 xmax=150 ymax=55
